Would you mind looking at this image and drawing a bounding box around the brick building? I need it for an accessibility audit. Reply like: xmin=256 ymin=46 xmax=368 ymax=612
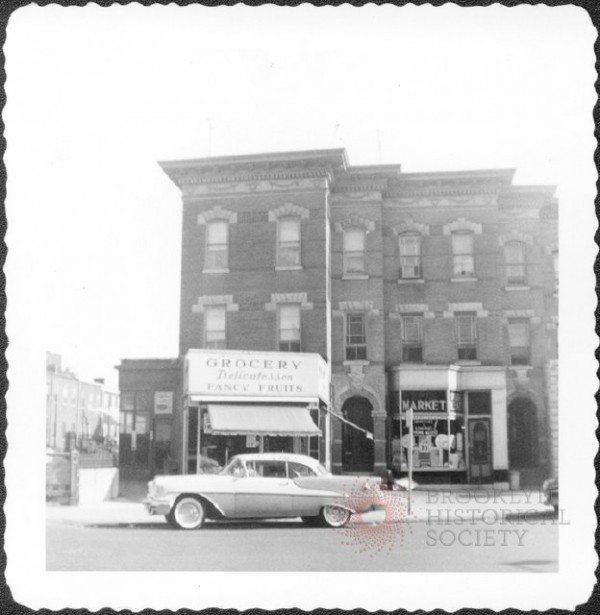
xmin=118 ymin=149 xmax=557 ymax=485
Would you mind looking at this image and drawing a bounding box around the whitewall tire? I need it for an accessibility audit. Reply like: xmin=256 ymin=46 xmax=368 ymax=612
xmin=170 ymin=496 xmax=206 ymax=530
xmin=320 ymin=505 xmax=351 ymax=528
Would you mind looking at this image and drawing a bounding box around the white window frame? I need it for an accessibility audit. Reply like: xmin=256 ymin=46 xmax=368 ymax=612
xmin=504 ymin=240 xmax=526 ymax=285
xmin=452 ymin=232 xmax=475 ymax=277
xmin=343 ymin=228 xmax=366 ymax=275
xmin=204 ymin=305 xmax=227 ymax=349
xmin=401 ymin=314 xmax=423 ymax=362
xmin=399 ymin=233 xmax=422 ymax=279
xmin=205 ymin=219 xmax=229 ymax=271
xmin=455 ymin=311 xmax=477 ymax=360
xmin=508 ymin=318 xmax=531 ymax=365
xmin=345 ymin=312 xmax=367 ymax=361
xmin=277 ymin=303 xmax=301 ymax=352
xmin=276 ymin=217 xmax=301 ymax=269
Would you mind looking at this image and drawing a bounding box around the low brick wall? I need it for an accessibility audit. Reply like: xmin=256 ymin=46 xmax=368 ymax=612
xmin=78 ymin=467 xmax=119 ymax=505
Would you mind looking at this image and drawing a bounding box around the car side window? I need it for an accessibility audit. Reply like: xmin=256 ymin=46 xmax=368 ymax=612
xmin=225 ymin=459 xmax=247 ymax=477
xmin=288 ymin=461 xmax=317 ymax=477
xmin=253 ymin=460 xmax=287 ymax=478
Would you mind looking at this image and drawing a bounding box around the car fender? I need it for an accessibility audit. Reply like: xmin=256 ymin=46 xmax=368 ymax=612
xmin=169 ymin=491 xmax=228 ymax=518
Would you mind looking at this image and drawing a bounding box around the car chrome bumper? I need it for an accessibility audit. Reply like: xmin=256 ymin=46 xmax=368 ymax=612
xmin=143 ymin=497 xmax=171 ymax=516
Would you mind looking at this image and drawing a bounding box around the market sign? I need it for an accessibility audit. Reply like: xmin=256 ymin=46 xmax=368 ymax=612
xmin=185 ymin=349 xmax=330 ymax=403
xmin=401 ymin=390 xmax=448 ymax=414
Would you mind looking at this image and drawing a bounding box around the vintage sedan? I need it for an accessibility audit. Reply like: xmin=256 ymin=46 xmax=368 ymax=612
xmin=144 ymin=453 xmax=382 ymax=529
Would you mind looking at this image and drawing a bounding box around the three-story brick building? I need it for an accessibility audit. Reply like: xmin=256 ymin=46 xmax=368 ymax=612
xmin=118 ymin=148 xmax=557 ymax=486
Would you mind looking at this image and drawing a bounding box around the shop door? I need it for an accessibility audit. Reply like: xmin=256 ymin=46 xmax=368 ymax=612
xmin=468 ymin=418 xmax=492 ymax=482
xmin=342 ymin=397 xmax=374 ymax=473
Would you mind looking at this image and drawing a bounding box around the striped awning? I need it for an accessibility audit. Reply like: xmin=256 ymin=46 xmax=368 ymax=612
xmin=206 ymin=404 xmax=321 ymax=437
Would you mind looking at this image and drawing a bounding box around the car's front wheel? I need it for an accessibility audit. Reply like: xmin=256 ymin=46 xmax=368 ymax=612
xmin=320 ymin=505 xmax=351 ymax=528
xmin=169 ymin=496 xmax=206 ymax=530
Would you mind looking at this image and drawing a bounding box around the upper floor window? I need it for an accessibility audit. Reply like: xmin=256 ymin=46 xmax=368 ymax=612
xmin=399 ymin=233 xmax=422 ymax=279
xmin=278 ymin=304 xmax=301 ymax=352
xmin=346 ymin=312 xmax=367 ymax=360
xmin=452 ymin=232 xmax=474 ymax=277
xmin=455 ymin=311 xmax=477 ymax=360
xmin=508 ymin=318 xmax=530 ymax=365
xmin=277 ymin=217 xmax=301 ymax=268
xmin=401 ymin=314 xmax=423 ymax=362
xmin=204 ymin=305 xmax=226 ymax=349
xmin=343 ymin=228 xmax=366 ymax=274
xmin=205 ymin=220 xmax=228 ymax=270
xmin=505 ymin=241 xmax=526 ymax=284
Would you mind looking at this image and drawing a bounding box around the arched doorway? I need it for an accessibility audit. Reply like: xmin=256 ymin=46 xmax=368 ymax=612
xmin=342 ymin=396 xmax=374 ymax=472
xmin=508 ymin=397 xmax=538 ymax=468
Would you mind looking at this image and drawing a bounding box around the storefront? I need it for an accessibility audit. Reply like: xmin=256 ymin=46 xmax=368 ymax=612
xmin=389 ymin=365 xmax=508 ymax=483
xmin=182 ymin=349 xmax=331 ymax=473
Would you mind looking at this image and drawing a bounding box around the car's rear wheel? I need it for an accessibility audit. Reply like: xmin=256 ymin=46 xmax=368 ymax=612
xmin=320 ymin=505 xmax=351 ymax=528
xmin=301 ymin=516 xmax=320 ymax=527
xmin=170 ymin=496 xmax=206 ymax=530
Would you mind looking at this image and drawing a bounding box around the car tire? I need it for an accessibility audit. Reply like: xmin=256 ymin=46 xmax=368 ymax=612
xmin=170 ymin=496 xmax=206 ymax=530
xmin=301 ymin=516 xmax=320 ymax=527
xmin=319 ymin=505 xmax=351 ymax=528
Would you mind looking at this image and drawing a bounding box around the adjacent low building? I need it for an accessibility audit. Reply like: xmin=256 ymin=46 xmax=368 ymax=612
xmin=118 ymin=148 xmax=558 ymax=486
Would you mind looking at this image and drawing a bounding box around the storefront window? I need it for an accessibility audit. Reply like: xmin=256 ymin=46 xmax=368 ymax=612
xmin=394 ymin=390 xmax=466 ymax=472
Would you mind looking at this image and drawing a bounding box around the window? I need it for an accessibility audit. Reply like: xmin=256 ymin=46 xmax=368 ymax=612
xmin=401 ymin=314 xmax=423 ymax=362
xmin=455 ymin=312 xmax=477 ymax=360
xmin=204 ymin=305 xmax=226 ymax=349
xmin=246 ymin=459 xmax=287 ymax=478
xmin=277 ymin=217 xmax=301 ymax=267
xmin=288 ymin=461 xmax=317 ymax=477
xmin=205 ymin=220 xmax=228 ymax=270
xmin=343 ymin=228 xmax=366 ymax=274
xmin=278 ymin=304 xmax=301 ymax=352
xmin=505 ymin=241 xmax=526 ymax=284
xmin=452 ymin=232 xmax=474 ymax=277
xmin=346 ymin=313 xmax=367 ymax=360
xmin=399 ymin=234 xmax=422 ymax=279
xmin=508 ymin=318 xmax=530 ymax=365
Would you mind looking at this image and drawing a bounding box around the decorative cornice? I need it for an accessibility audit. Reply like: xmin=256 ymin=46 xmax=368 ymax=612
xmin=443 ymin=218 xmax=482 ymax=235
xmin=197 ymin=205 xmax=237 ymax=225
xmin=268 ymin=202 xmax=310 ymax=222
xmin=391 ymin=218 xmax=430 ymax=236
xmin=192 ymin=295 xmax=239 ymax=313
xmin=338 ymin=300 xmax=379 ymax=316
xmin=334 ymin=216 xmax=376 ymax=234
xmin=393 ymin=304 xmax=435 ymax=319
xmin=265 ymin=292 xmax=313 ymax=311
xmin=443 ymin=302 xmax=488 ymax=318
xmin=498 ymin=230 xmax=534 ymax=246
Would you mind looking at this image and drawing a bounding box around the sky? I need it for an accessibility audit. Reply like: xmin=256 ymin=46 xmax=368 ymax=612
xmin=4 ymin=4 xmax=596 ymax=388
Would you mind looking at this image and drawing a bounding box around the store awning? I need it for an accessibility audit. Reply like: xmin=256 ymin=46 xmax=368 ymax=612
xmin=206 ymin=404 xmax=321 ymax=437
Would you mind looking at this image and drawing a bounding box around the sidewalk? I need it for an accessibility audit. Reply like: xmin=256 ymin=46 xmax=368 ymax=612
xmin=46 ymin=486 xmax=554 ymax=527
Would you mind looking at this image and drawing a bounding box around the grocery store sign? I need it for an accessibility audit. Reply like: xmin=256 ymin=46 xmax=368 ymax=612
xmin=185 ymin=349 xmax=330 ymax=403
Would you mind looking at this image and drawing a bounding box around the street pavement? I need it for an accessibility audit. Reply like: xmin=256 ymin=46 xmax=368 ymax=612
xmin=46 ymin=488 xmax=559 ymax=572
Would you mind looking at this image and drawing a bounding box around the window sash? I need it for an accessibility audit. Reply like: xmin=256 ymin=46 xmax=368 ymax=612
xmin=205 ymin=245 xmax=228 ymax=269
xmin=346 ymin=314 xmax=367 ymax=360
xmin=453 ymin=254 xmax=474 ymax=276
xmin=455 ymin=313 xmax=477 ymax=345
xmin=401 ymin=315 xmax=422 ymax=344
xmin=207 ymin=220 xmax=228 ymax=244
xmin=205 ymin=306 xmax=226 ymax=347
xmin=399 ymin=235 xmax=421 ymax=257
xmin=343 ymin=229 xmax=366 ymax=273
xmin=277 ymin=241 xmax=301 ymax=266
xmin=452 ymin=233 xmax=473 ymax=255
xmin=344 ymin=251 xmax=365 ymax=273
xmin=278 ymin=305 xmax=301 ymax=347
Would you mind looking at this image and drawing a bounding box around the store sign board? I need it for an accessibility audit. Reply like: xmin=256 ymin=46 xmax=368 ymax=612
xmin=154 ymin=391 xmax=173 ymax=415
xmin=401 ymin=390 xmax=448 ymax=413
xmin=185 ymin=349 xmax=330 ymax=403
